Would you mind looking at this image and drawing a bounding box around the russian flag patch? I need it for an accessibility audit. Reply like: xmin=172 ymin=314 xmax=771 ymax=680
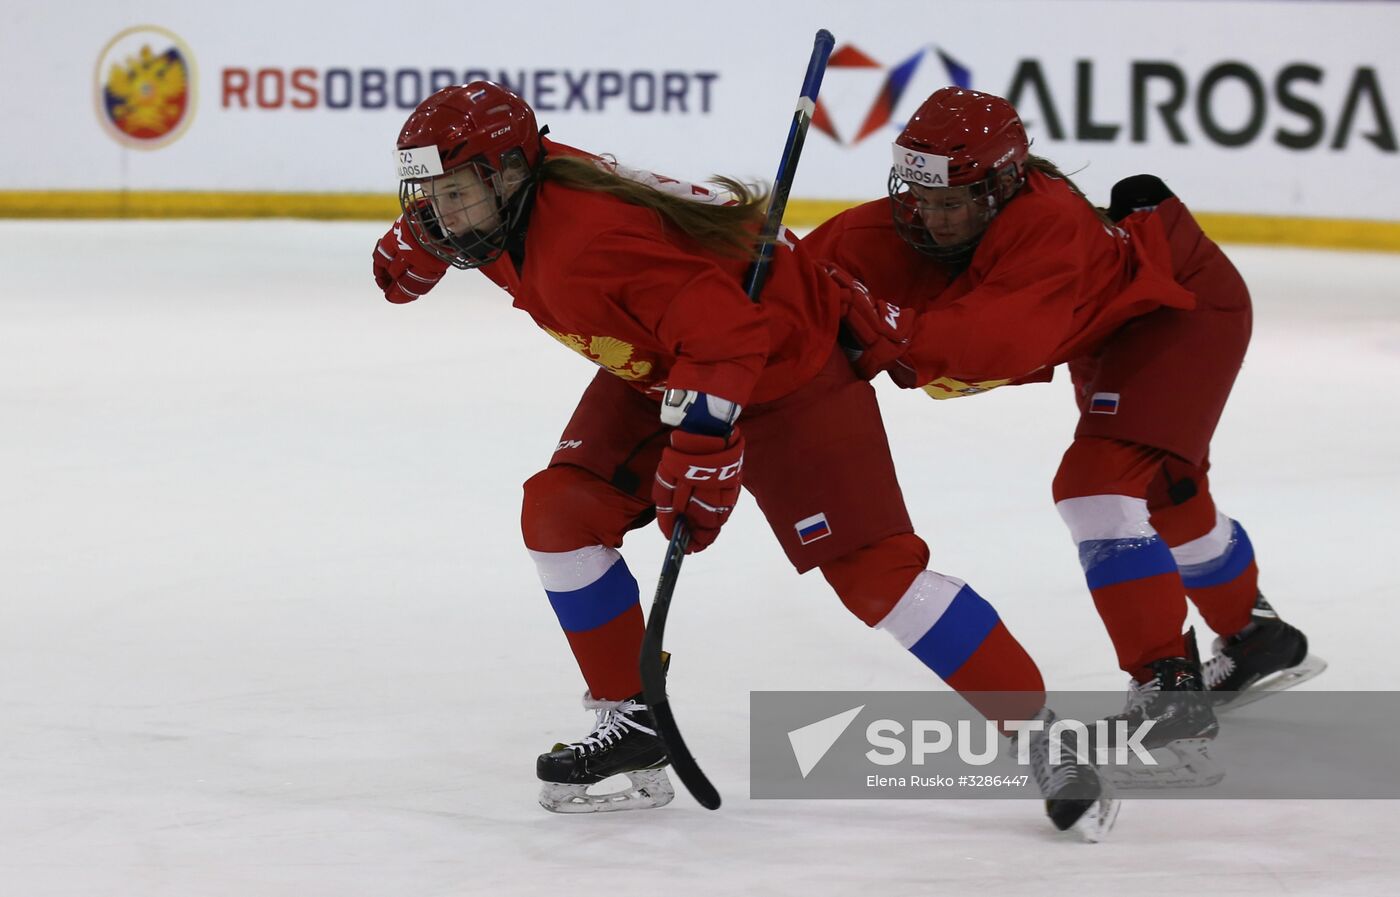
xmin=1089 ymin=392 xmax=1120 ymax=415
xmin=795 ymin=513 xmax=832 ymax=545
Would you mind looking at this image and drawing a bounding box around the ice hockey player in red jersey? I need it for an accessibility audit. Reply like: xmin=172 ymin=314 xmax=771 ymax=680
xmin=373 ymin=81 xmax=1116 ymax=838
xmin=808 ymin=87 xmax=1324 ymax=779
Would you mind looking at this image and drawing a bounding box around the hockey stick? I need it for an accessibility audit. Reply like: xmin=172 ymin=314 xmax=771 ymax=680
xmin=640 ymin=29 xmax=836 ymax=812
xmin=639 ymin=520 xmax=716 ymax=806
xmin=743 ymin=29 xmax=836 ymax=301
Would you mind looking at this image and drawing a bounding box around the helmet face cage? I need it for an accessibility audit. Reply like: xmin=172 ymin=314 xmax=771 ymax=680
xmin=887 ymin=163 xmax=1023 ymax=266
xmin=400 ymin=149 xmax=535 ymax=270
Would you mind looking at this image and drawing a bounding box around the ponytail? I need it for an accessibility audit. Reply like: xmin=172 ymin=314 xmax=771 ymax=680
xmin=1022 ymin=155 xmax=1114 ymax=226
xmin=538 ymin=155 xmax=770 ymax=259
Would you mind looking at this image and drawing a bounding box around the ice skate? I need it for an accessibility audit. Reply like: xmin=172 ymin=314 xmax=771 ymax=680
xmin=1016 ymin=709 xmax=1119 ymax=842
xmin=1206 ymin=593 xmax=1327 ymax=713
xmin=1100 ymin=631 xmax=1223 ymax=790
xmin=537 ymin=691 xmax=674 ymax=813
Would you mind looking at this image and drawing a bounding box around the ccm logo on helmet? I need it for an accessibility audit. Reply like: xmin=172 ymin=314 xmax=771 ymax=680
xmin=891 ymin=144 xmax=948 ymax=187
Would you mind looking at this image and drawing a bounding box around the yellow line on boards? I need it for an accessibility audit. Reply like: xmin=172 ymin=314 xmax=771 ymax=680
xmin=2 ymin=191 xmax=1399 ymax=252
xmin=1187 ymin=212 xmax=1400 ymax=253
xmin=0 ymin=191 xmax=401 ymax=220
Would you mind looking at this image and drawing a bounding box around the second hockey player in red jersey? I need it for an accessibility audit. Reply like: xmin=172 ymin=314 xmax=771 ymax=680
xmin=373 ymin=81 xmax=1116 ymax=838
xmin=809 ymin=88 xmax=1325 ymax=782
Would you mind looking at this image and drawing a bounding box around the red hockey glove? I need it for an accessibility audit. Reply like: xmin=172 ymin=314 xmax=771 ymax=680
xmin=652 ymin=428 xmax=745 ymax=553
xmin=373 ymin=216 xmax=450 ymax=304
xmin=827 ymin=264 xmax=917 ymax=384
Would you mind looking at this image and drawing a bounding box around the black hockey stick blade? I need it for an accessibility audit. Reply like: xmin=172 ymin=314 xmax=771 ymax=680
xmin=640 ymin=519 xmax=722 ymax=810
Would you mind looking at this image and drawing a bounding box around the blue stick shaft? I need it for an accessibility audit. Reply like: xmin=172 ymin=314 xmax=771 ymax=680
xmin=742 ymin=29 xmax=836 ymax=301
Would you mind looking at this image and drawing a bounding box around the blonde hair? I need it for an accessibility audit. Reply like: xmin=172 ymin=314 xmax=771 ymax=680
xmin=538 ymin=155 xmax=770 ymax=259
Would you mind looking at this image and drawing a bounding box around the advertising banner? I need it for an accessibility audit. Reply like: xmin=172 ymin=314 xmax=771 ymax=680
xmin=2 ymin=1 xmax=1396 ymax=229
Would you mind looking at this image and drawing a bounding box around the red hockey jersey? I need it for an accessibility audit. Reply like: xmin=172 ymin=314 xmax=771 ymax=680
xmin=476 ymin=141 xmax=839 ymax=407
xmin=804 ymin=170 xmax=1195 ymax=398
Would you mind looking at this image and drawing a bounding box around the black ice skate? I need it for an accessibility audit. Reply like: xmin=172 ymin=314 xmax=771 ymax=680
xmin=537 ymin=690 xmax=674 ymax=813
xmin=1018 ymin=708 xmax=1119 ymax=843
xmin=1100 ymin=630 xmax=1223 ymax=789
xmin=1205 ymin=593 xmax=1327 ymax=712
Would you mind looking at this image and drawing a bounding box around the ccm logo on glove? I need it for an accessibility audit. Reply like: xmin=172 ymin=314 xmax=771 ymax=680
xmin=682 ymin=460 xmax=743 ymax=481
xmin=652 ymin=428 xmax=746 ymax=553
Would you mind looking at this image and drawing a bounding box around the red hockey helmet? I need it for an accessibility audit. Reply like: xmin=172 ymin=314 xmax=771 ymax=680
xmin=395 ymin=81 xmax=545 ymax=268
xmin=887 ymin=87 xmax=1029 ymax=265
xmin=898 ymin=87 xmax=1028 ymax=187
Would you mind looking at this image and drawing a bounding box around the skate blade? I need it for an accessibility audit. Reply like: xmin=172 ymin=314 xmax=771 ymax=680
xmin=1102 ymin=738 xmax=1224 ymax=791
xmin=538 ymin=767 xmax=675 ymax=814
xmin=1070 ymin=794 xmax=1121 ymax=844
xmin=1214 ymin=653 xmax=1328 ymax=714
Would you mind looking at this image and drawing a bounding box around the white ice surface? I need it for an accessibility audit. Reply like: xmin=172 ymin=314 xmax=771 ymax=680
xmin=2 ymin=222 xmax=1398 ymax=896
